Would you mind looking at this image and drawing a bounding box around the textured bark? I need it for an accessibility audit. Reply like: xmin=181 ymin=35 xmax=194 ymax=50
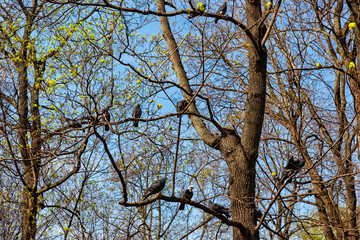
xmin=220 ymin=43 xmax=267 ymax=240
xmin=336 ymin=70 xmax=358 ymax=240
xmin=335 ymin=1 xmax=360 ymax=238
xmin=223 ymin=0 xmax=267 ymax=238
xmin=346 ymin=76 xmax=360 ymax=240
xmin=17 ymin=13 xmax=42 ymax=238
xmin=18 ymin=61 xmax=40 ymax=240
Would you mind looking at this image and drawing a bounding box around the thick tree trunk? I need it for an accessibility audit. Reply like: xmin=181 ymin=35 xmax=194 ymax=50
xmin=347 ymin=78 xmax=360 ymax=240
xmin=347 ymin=3 xmax=360 ymax=235
xmin=18 ymin=46 xmax=42 ymax=240
xmin=221 ymin=0 xmax=267 ymax=238
xmin=18 ymin=63 xmax=39 ymax=240
xmin=223 ymin=46 xmax=267 ymax=240
xmin=337 ymin=71 xmax=358 ymax=240
xmin=21 ymin=189 xmax=39 ymax=240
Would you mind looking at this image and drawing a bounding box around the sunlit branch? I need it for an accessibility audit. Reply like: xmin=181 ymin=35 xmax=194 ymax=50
xmin=38 ymin=133 xmax=90 ymax=194
xmin=94 ymin=128 xmax=128 ymax=203
xmin=261 ymin=0 xmax=283 ymax=47
xmin=120 ymin=194 xmax=246 ymax=232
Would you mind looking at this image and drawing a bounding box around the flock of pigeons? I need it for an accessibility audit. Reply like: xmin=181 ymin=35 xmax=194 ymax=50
xmin=63 ymin=0 xmax=308 ymax=223
xmin=66 ymin=98 xmax=189 ymax=133
xmin=141 ymin=0 xmax=304 ymax=218
xmin=67 ymin=99 xmax=305 ymax=218
xmin=101 ymin=103 xmax=142 ymax=131
xmin=73 ymin=100 xmax=189 ymax=131
xmin=140 ymin=156 xmax=305 ymax=218
xmin=139 ymin=0 xmax=305 ymax=218
xmin=142 ymin=177 xmax=231 ymax=218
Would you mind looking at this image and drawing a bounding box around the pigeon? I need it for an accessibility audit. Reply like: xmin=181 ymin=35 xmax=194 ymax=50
xmin=285 ymin=156 xmax=305 ymax=170
xmin=280 ymin=156 xmax=305 ymax=184
xmin=102 ymin=110 xmax=111 ymax=131
xmin=143 ymin=177 xmax=167 ymax=200
xmin=68 ymin=119 xmax=82 ymax=129
xmin=280 ymin=168 xmax=294 ymax=184
xmin=214 ymin=1 xmax=227 ymax=23
xmin=132 ymin=104 xmax=142 ymax=127
xmin=179 ymin=185 xmax=194 ymax=210
xmin=176 ymin=100 xmax=188 ymax=118
xmin=255 ymin=207 xmax=262 ymax=219
xmin=208 ymin=201 xmax=230 ymax=218
xmin=67 ymin=119 xmax=85 ymax=132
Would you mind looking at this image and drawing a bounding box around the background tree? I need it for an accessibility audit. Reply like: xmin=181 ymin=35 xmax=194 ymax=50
xmin=0 ymin=1 xmax=114 ymax=239
xmin=260 ymin=0 xmax=360 ymax=238
xmin=2 ymin=0 xmax=360 ymax=239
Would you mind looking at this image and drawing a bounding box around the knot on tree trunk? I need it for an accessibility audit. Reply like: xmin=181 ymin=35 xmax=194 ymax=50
xmin=219 ymin=128 xmax=241 ymax=157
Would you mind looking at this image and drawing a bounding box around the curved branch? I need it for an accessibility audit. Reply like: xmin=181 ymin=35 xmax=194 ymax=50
xmin=156 ymin=0 xmax=219 ymax=149
xmin=261 ymin=0 xmax=283 ymax=46
xmin=38 ymin=133 xmax=90 ymax=194
xmin=94 ymin=129 xmax=128 ymax=203
xmin=120 ymin=194 xmax=245 ymax=232
xmin=49 ymin=0 xmax=257 ymax=53
xmin=179 ymin=216 xmax=213 ymax=240
xmin=171 ymin=116 xmax=182 ymax=196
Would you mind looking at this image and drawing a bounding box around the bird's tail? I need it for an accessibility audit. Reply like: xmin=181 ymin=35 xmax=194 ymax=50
xmin=105 ymin=125 xmax=109 ymax=131
xmin=133 ymin=120 xmax=139 ymax=127
xmin=280 ymin=177 xmax=286 ymax=184
xmin=179 ymin=202 xmax=185 ymax=210
xmin=214 ymin=18 xmax=219 ymax=23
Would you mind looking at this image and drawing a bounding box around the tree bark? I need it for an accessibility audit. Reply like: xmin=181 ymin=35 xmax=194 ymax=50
xmin=18 ymin=61 xmax=40 ymax=240
xmin=17 ymin=14 xmax=42 ymax=239
xmin=225 ymin=43 xmax=267 ymax=240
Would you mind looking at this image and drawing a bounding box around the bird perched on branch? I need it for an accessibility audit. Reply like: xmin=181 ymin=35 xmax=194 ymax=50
xmin=68 ymin=119 xmax=82 ymax=129
xmin=255 ymin=207 xmax=262 ymax=219
xmin=143 ymin=177 xmax=167 ymax=200
xmin=214 ymin=1 xmax=227 ymax=23
xmin=179 ymin=185 xmax=194 ymax=210
xmin=102 ymin=110 xmax=111 ymax=131
xmin=132 ymin=104 xmax=142 ymax=127
xmin=67 ymin=119 xmax=85 ymax=132
xmin=280 ymin=156 xmax=305 ymax=184
xmin=176 ymin=100 xmax=188 ymax=118
xmin=208 ymin=201 xmax=230 ymax=218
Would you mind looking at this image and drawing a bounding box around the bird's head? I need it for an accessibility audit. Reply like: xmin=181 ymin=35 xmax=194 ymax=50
xmin=188 ymin=185 xmax=194 ymax=191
